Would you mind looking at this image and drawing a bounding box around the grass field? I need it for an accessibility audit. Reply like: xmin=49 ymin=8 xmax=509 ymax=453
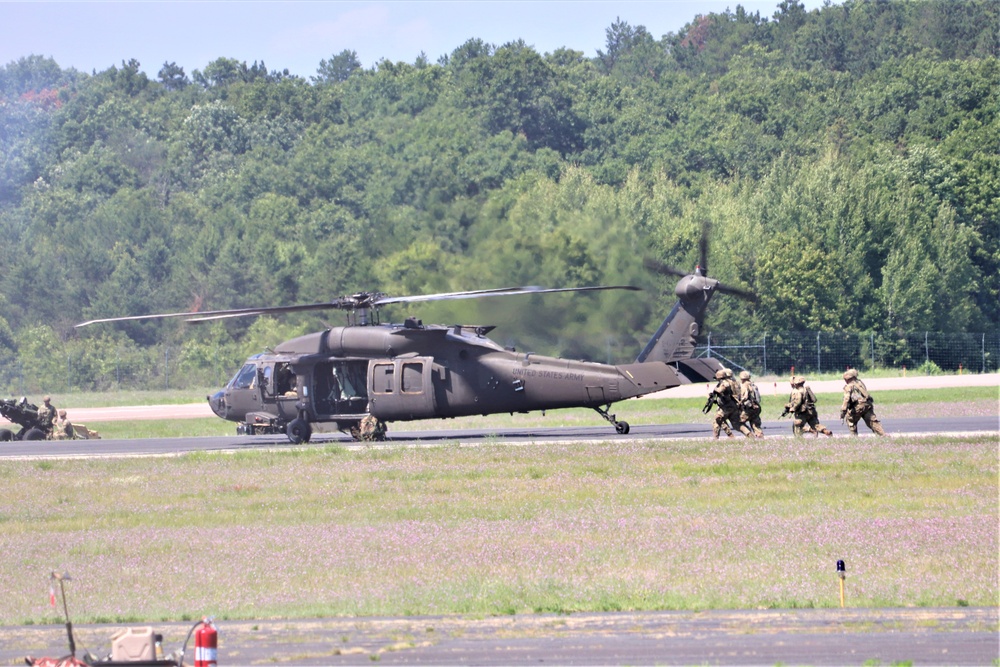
xmin=0 ymin=429 xmax=996 ymax=625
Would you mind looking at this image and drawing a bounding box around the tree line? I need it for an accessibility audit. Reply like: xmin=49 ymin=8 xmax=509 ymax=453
xmin=0 ymin=0 xmax=997 ymax=391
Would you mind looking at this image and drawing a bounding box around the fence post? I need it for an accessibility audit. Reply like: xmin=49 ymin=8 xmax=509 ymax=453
xmin=817 ymin=332 xmax=822 ymax=374
xmin=983 ymin=333 xmax=987 ymax=373
xmin=763 ymin=332 xmax=768 ymax=375
xmin=707 ymin=332 xmax=712 ymax=359
xmin=870 ymin=333 xmax=875 ymax=371
xmin=924 ymin=331 xmax=929 ymax=367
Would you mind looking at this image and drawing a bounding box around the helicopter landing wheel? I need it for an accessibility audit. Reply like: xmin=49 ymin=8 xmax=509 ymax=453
xmin=594 ymin=404 xmax=630 ymax=435
xmin=286 ymin=418 xmax=312 ymax=444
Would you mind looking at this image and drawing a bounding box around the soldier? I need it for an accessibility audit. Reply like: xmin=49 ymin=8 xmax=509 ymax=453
xmin=707 ymin=369 xmax=740 ymax=438
xmin=36 ymin=395 xmax=57 ymax=434
xmin=738 ymin=370 xmax=764 ymax=438
xmin=785 ymin=376 xmax=833 ymax=437
xmin=840 ymin=369 xmax=885 ymax=436
xmin=52 ymin=410 xmax=75 ymax=440
xmin=358 ymin=414 xmax=387 ymax=442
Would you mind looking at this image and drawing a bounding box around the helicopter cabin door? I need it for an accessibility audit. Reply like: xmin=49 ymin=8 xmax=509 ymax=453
xmin=311 ymin=360 xmax=370 ymax=418
xmin=368 ymin=358 xmax=437 ymax=421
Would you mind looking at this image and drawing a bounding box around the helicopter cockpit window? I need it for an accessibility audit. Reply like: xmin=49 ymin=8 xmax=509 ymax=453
xmin=230 ymin=363 xmax=257 ymax=390
xmin=401 ymin=362 xmax=423 ymax=393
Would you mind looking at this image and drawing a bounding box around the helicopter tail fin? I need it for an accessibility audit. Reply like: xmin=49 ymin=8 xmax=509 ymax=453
xmin=635 ymin=273 xmax=724 ymax=383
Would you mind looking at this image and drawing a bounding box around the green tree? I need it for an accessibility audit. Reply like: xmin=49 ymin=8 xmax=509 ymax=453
xmin=0 ymin=54 xmax=79 ymax=97
xmin=158 ymin=61 xmax=189 ymax=90
xmin=457 ymin=40 xmax=582 ymax=154
xmin=313 ymin=50 xmax=362 ymax=84
xmin=14 ymin=324 xmax=64 ymax=393
xmin=755 ymin=233 xmax=846 ymax=332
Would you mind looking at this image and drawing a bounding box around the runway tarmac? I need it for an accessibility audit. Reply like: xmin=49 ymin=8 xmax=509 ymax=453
xmin=4 ymin=607 xmax=997 ymax=665
xmin=0 ymin=414 xmax=996 ymax=459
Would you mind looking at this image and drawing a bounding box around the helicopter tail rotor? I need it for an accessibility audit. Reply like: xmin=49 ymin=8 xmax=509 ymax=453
xmin=636 ymin=220 xmax=756 ymax=367
xmin=643 ymin=219 xmax=755 ymax=303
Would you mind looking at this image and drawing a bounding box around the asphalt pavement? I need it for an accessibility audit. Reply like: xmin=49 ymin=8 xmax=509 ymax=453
xmin=4 ymin=607 xmax=998 ymax=666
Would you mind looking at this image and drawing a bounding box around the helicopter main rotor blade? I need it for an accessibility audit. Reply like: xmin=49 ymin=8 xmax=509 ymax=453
xmin=75 ymin=301 xmax=353 ymax=327
xmin=181 ymin=297 xmax=387 ymax=323
xmin=375 ymin=285 xmax=641 ymax=306
xmin=715 ymin=283 xmax=758 ymax=302
xmin=643 ymin=257 xmax=688 ymax=279
xmin=76 ymin=286 xmax=642 ymax=328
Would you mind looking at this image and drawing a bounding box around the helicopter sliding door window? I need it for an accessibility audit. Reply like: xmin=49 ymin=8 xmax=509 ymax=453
xmin=372 ymin=363 xmax=395 ymax=394
xmin=401 ymin=362 xmax=424 ymax=393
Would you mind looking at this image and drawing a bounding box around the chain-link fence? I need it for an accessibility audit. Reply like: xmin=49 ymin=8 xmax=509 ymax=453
xmin=696 ymin=331 xmax=999 ymax=376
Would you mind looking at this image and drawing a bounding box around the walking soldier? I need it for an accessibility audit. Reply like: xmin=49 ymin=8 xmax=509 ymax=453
xmin=784 ymin=376 xmax=833 ymax=437
xmin=840 ymin=369 xmax=885 ymax=436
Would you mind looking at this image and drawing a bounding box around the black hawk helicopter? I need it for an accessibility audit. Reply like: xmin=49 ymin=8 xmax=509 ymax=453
xmin=77 ymin=252 xmax=752 ymax=443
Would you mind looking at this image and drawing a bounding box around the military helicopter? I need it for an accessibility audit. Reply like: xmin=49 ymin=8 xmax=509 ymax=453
xmin=77 ymin=250 xmax=751 ymax=443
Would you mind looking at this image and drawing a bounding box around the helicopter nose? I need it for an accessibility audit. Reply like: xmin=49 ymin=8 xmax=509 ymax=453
xmin=208 ymin=390 xmax=227 ymax=418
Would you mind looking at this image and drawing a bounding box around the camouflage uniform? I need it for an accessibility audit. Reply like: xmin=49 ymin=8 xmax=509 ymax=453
xmin=738 ymin=371 xmax=764 ymax=438
xmin=840 ymin=369 xmax=885 ymax=436
xmin=710 ymin=369 xmax=740 ymax=438
xmin=785 ymin=377 xmax=832 ymax=437
xmin=36 ymin=396 xmax=57 ymax=434
xmin=52 ymin=410 xmax=75 ymax=440
xmin=358 ymin=414 xmax=387 ymax=442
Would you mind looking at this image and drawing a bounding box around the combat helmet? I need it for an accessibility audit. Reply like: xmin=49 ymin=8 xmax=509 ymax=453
xmin=723 ymin=368 xmax=733 ymax=378
xmin=843 ymin=368 xmax=858 ymax=381
xmin=739 ymin=371 xmax=751 ymax=381
xmin=715 ymin=369 xmax=726 ymax=380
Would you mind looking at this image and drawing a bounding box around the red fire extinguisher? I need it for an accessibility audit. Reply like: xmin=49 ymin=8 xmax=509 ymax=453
xmin=194 ymin=619 xmax=218 ymax=667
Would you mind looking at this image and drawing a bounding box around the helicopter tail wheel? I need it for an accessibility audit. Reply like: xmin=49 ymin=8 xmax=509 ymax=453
xmin=594 ymin=405 xmax=630 ymax=435
xmin=286 ymin=418 xmax=312 ymax=444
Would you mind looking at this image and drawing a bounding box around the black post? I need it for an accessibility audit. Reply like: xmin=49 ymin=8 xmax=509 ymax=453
xmin=55 ymin=574 xmax=76 ymax=656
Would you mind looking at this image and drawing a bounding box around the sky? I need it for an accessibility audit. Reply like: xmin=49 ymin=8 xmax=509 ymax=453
xmin=1 ymin=1 xmax=828 ymax=81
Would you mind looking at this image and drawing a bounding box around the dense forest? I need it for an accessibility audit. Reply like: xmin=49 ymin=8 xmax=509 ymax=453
xmin=0 ymin=0 xmax=997 ymax=391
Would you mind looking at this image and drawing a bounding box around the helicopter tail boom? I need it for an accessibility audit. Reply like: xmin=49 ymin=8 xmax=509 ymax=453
xmin=615 ymin=361 xmax=682 ymax=399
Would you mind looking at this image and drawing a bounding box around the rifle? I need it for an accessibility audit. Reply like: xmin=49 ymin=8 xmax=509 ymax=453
xmin=702 ymin=392 xmax=719 ymax=414
xmin=779 ymin=405 xmax=791 ymax=419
